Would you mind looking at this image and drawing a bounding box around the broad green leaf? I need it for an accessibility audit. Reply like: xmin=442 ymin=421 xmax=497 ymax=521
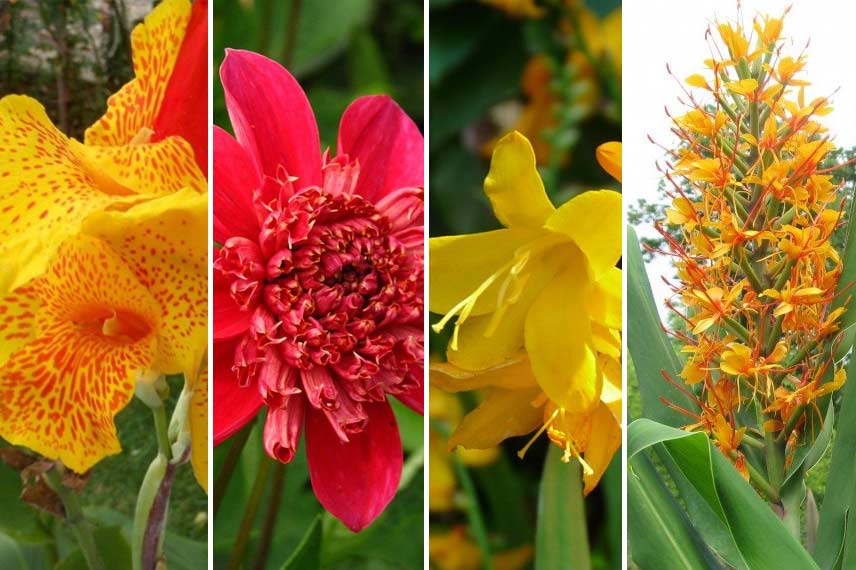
xmin=390 ymin=398 xmax=424 ymax=453
xmin=629 ymin=419 xmax=820 ymax=570
xmin=55 ymin=526 xmax=131 ymax=570
xmin=0 ymin=533 xmax=50 ymax=570
xmin=628 ymin=452 xmax=714 ymax=570
xmin=832 ymin=193 xmax=856 ymax=359
xmin=627 ymin=226 xmax=697 ymax=426
xmin=281 ymin=516 xmax=322 ymax=570
xmin=603 ymin=453 xmax=622 ymax=570
xmin=814 ymin=355 xmax=856 ymax=570
xmin=535 ymin=446 xmax=590 ymax=570
xmin=655 ymin=446 xmax=744 ymax=569
xmin=784 ymin=399 xmax=834 ymax=486
xmin=0 ymin=461 xmax=50 ymax=544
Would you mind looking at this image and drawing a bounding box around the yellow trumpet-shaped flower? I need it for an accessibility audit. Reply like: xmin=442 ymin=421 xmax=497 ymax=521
xmin=0 ymin=191 xmax=207 ymax=473
xmin=430 ymin=132 xmax=622 ymax=492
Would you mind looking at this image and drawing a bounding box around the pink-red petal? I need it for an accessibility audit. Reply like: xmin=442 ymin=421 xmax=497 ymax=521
xmin=213 ymin=265 xmax=252 ymax=341
xmin=213 ymin=338 xmax=264 ymax=446
xmin=394 ymin=384 xmax=424 ymax=416
xmin=213 ymin=126 xmax=261 ymax=244
xmin=220 ymin=49 xmax=321 ymax=189
xmin=305 ymin=399 xmax=402 ymax=531
xmin=337 ymin=96 xmax=423 ymax=202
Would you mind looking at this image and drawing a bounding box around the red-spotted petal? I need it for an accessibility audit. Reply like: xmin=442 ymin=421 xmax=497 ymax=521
xmin=305 ymin=399 xmax=402 ymax=531
xmin=337 ymin=96 xmax=423 ymax=201
xmin=220 ymin=49 xmax=321 ymax=188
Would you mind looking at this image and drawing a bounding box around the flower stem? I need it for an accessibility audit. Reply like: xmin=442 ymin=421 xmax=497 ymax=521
xmin=213 ymin=419 xmax=255 ymax=518
xmin=152 ymin=401 xmax=173 ymax=461
xmin=43 ymin=467 xmax=105 ymax=570
xmin=252 ymin=461 xmax=287 ymax=570
xmin=226 ymin=454 xmax=274 ymax=570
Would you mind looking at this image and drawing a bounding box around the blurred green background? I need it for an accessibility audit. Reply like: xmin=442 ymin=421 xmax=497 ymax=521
xmin=428 ymin=0 xmax=621 ymax=569
xmin=212 ymin=0 xmax=425 ymax=568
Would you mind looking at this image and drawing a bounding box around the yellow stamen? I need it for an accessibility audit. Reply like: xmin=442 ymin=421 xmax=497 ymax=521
xmin=517 ymin=407 xmax=559 ymax=460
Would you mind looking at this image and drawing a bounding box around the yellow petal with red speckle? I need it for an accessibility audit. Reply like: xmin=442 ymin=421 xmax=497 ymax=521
xmin=83 ymin=189 xmax=208 ymax=382
xmin=84 ymin=0 xmax=192 ymax=146
xmin=190 ymin=365 xmax=208 ymax=493
xmin=0 ymin=234 xmax=160 ymax=473
xmin=0 ymin=96 xmax=146 ymax=295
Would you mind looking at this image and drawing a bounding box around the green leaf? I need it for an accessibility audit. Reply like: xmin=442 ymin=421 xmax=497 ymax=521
xmin=280 ymin=516 xmax=322 ymax=570
xmin=627 ymin=226 xmax=697 ymax=426
xmin=0 ymin=461 xmax=50 ymax=544
xmin=0 ymin=533 xmax=50 ymax=570
xmin=390 ymin=398 xmax=423 ymax=454
xmin=814 ymin=354 xmax=856 ymax=570
xmin=629 ymin=419 xmax=820 ymax=570
xmin=628 ymin=452 xmax=714 ymax=570
xmin=55 ymin=526 xmax=130 ymax=570
xmin=832 ymin=191 xmax=856 ymax=359
xmin=602 ymin=453 xmax=623 ymax=570
xmin=535 ymin=446 xmax=590 ymax=570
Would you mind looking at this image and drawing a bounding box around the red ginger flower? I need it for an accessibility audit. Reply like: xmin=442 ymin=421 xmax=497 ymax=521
xmin=213 ymin=49 xmax=424 ymax=532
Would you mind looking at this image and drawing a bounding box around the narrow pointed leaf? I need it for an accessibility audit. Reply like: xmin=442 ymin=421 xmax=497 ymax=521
xmin=536 ymin=446 xmax=590 ymax=570
xmin=813 ymin=354 xmax=856 ymax=570
xmin=280 ymin=515 xmax=322 ymax=570
xmin=627 ymin=226 xmax=697 ymax=426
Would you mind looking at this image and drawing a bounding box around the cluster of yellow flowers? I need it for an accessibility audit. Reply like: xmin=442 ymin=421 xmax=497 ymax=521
xmin=661 ymin=12 xmax=848 ymax=479
xmin=430 ymin=132 xmax=622 ymax=493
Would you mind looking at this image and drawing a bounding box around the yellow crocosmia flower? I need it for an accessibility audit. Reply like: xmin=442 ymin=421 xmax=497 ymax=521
xmin=85 ymin=0 xmax=191 ymax=146
xmin=430 ymin=133 xmax=622 ymax=488
xmin=0 ymin=190 xmax=206 ymax=473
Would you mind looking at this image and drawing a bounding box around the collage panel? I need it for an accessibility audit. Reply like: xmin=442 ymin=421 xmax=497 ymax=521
xmin=626 ymin=2 xmax=856 ymax=569
xmin=211 ymin=1 xmax=425 ymax=568
xmin=429 ymin=0 xmax=622 ymax=568
xmin=0 ymin=0 xmax=208 ymax=569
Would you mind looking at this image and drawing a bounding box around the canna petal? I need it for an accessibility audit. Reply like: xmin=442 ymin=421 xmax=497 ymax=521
xmin=213 ymin=338 xmax=263 ymax=445
xmin=306 ymin=399 xmax=402 ymax=532
xmin=152 ymin=0 xmax=209 ymax=172
xmin=213 ymin=126 xmax=261 ymax=243
xmin=429 ymin=228 xmax=540 ymax=317
xmin=0 ymin=285 xmax=38 ymax=364
xmin=448 ymin=387 xmax=543 ymax=450
xmin=525 ymin=260 xmax=599 ymax=413
xmin=0 ymin=96 xmax=146 ymax=295
xmin=0 ymin=235 xmax=160 ymax=473
xmin=85 ymin=0 xmax=192 ymax=148
xmin=337 ymin=96 xmax=424 ymax=201
xmin=82 ymin=189 xmax=207 ymax=382
xmin=545 ymin=190 xmax=621 ymax=277
xmin=72 ymin=136 xmax=206 ymax=196
xmin=220 ymin=49 xmax=322 ymax=188
xmin=190 ymin=365 xmax=208 ymax=493
xmin=484 ymin=131 xmax=555 ymax=228
xmin=430 ymin=356 xmax=538 ymax=392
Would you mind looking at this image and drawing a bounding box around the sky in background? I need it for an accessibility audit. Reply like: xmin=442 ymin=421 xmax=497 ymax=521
xmin=624 ymin=0 xmax=856 ymax=319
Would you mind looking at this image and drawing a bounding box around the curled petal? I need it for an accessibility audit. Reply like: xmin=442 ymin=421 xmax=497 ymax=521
xmin=213 ymin=338 xmax=263 ymax=445
xmin=484 ymin=131 xmax=555 ymax=229
xmin=264 ymin=395 xmax=305 ymax=464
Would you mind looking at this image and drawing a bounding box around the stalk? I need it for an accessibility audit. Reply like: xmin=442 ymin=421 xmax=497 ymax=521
xmin=43 ymin=467 xmax=105 ymax=570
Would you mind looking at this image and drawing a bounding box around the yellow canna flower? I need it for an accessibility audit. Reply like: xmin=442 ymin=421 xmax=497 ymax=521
xmin=0 ymin=191 xmax=207 ymax=473
xmin=479 ymin=0 xmax=544 ymax=18
xmin=430 ymin=132 xmax=621 ymax=492
xmin=0 ymin=0 xmax=205 ymax=296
